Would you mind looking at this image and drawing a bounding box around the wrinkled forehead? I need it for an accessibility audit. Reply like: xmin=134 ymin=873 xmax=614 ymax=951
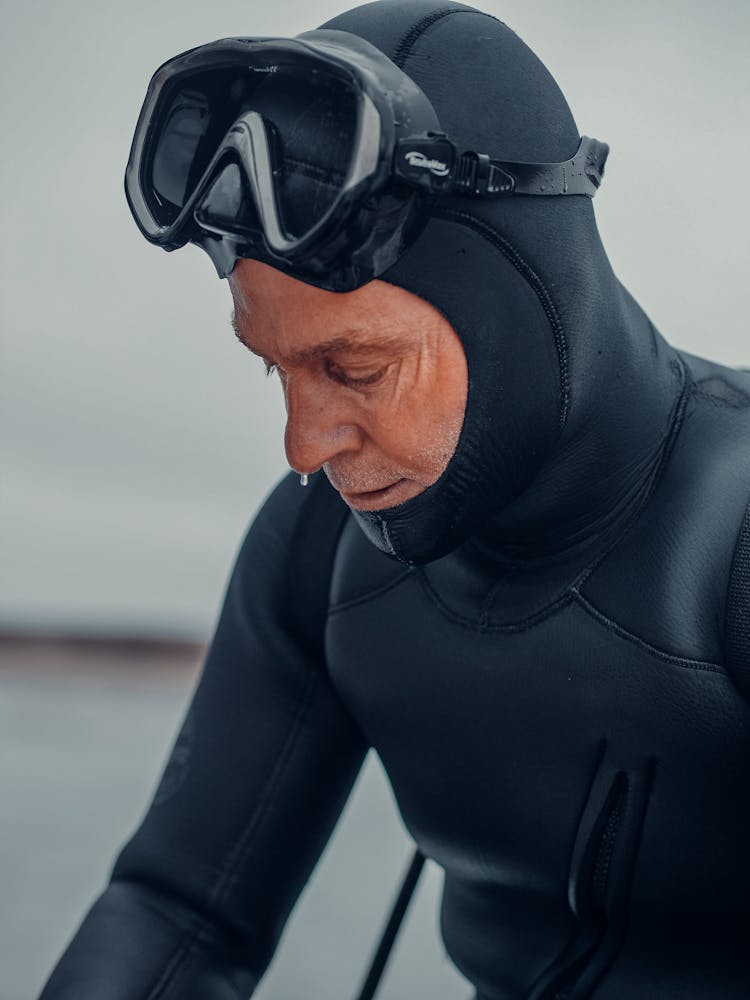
xmin=228 ymin=258 xmax=459 ymax=348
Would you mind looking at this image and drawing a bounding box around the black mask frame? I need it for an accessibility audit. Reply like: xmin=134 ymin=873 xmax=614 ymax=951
xmin=125 ymin=29 xmax=609 ymax=290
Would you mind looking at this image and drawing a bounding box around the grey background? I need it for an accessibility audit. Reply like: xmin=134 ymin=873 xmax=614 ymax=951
xmin=2 ymin=0 xmax=749 ymax=636
xmin=1 ymin=1 xmax=748 ymax=998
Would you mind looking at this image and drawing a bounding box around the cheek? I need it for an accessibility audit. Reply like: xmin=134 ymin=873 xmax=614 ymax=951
xmin=374 ymin=350 xmax=467 ymax=480
xmin=411 ymin=396 xmax=466 ymax=478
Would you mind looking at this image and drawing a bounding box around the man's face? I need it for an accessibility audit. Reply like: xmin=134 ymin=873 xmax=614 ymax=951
xmin=229 ymin=259 xmax=468 ymax=511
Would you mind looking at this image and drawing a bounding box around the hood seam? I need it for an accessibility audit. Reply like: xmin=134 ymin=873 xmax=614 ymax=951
xmin=392 ymin=8 xmax=494 ymax=69
xmin=435 ymin=206 xmax=570 ymax=433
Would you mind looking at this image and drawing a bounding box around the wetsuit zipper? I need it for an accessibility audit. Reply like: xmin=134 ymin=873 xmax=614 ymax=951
xmin=591 ymin=788 xmax=624 ymax=904
xmin=528 ymin=749 xmax=654 ymax=1000
xmin=549 ymin=778 xmax=627 ymax=1000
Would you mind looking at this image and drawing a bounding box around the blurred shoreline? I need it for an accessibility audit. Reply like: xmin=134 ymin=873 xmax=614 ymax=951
xmin=0 ymin=629 xmax=205 ymax=685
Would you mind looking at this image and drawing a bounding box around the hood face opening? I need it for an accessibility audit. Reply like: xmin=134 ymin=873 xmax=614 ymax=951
xmin=315 ymin=0 xmax=681 ymax=565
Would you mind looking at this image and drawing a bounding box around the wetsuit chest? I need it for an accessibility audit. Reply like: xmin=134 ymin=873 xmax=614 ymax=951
xmin=325 ymin=389 xmax=750 ymax=999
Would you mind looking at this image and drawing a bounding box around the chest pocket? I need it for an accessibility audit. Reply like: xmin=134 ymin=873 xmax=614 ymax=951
xmin=528 ymin=741 xmax=655 ymax=1000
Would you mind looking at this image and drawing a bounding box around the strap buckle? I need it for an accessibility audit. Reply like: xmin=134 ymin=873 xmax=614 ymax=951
xmin=454 ymin=152 xmax=515 ymax=196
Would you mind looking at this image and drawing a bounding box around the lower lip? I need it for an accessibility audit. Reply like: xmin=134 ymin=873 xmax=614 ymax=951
xmin=340 ymin=478 xmax=409 ymax=511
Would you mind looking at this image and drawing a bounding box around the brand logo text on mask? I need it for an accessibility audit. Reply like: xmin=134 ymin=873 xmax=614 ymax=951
xmin=404 ymin=150 xmax=450 ymax=177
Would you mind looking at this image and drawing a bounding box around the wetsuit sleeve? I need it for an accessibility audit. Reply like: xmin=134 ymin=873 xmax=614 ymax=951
xmin=38 ymin=473 xmax=369 ymax=1000
xmin=725 ymin=494 xmax=750 ymax=704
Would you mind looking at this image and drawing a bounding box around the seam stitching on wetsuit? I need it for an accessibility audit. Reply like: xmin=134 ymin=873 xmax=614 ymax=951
xmin=570 ymin=588 xmax=725 ymax=673
xmin=391 ymin=8 xmax=489 ymax=69
xmin=478 ymin=582 xmax=499 ymax=633
xmin=478 ymin=576 xmax=513 ymax=633
xmin=418 ymin=567 xmax=576 ymax=632
xmin=575 ymin=356 xmax=690 ymax=591
xmin=725 ymin=494 xmax=750 ymax=679
xmin=691 ymin=385 xmax=750 ymax=409
xmin=329 ymin=567 xmax=415 ymax=615
xmin=380 ymin=515 xmax=405 ymax=562
xmin=145 ymin=664 xmax=319 ymax=999
xmin=421 ymin=358 xmax=690 ymax=632
xmin=434 ymin=208 xmax=570 ymax=432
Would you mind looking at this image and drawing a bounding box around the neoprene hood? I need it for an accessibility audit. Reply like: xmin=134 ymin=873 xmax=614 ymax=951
xmin=300 ymin=0 xmax=677 ymax=568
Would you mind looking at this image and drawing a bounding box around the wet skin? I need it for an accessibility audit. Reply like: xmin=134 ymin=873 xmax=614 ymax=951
xmin=228 ymin=259 xmax=468 ymax=511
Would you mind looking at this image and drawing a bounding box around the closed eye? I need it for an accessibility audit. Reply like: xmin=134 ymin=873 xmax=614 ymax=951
xmin=260 ymin=356 xmax=388 ymax=388
xmin=325 ymin=361 xmax=387 ymax=388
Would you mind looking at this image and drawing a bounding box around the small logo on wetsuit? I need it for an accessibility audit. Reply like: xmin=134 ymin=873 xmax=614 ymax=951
xmin=153 ymin=708 xmax=196 ymax=806
xmin=403 ymin=150 xmax=450 ymax=176
xmin=252 ymin=65 xmax=279 ymax=73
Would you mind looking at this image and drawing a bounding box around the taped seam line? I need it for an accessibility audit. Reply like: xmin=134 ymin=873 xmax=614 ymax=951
xmin=392 ymin=8 xmax=490 ymax=69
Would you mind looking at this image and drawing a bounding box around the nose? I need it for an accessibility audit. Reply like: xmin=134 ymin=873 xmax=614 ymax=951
xmin=283 ymin=373 xmax=363 ymax=476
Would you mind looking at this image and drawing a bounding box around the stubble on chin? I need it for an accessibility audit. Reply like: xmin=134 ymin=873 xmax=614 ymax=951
xmin=325 ymin=407 xmax=465 ymax=503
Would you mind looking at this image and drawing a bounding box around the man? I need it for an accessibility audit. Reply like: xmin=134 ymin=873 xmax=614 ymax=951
xmin=39 ymin=1 xmax=750 ymax=998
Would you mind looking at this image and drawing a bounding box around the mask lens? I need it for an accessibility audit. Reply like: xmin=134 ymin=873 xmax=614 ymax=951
xmin=143 ymin=62 xmax=360 ymax=239
xmin=150 ymin=88 xmax=210 ymax=220
xmin=254 ymin=66 xmax=358 ymax=239
xmin=197 ymin=161 xmax=261 ymax=237
xmin=144 ymin=70 xmax=254 ymax=225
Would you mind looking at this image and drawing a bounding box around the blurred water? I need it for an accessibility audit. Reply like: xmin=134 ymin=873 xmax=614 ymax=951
xmin=1 ymin=643 xmax=470 ymax=1000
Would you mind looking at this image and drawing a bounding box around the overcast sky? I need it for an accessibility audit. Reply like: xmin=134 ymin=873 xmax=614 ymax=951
xmin=2 ymin=0 xmax=748 ymax=638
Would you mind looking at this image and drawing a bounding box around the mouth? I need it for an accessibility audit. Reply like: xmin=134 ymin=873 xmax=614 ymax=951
xmin=338 ymin=478 xmax=411 ymax=511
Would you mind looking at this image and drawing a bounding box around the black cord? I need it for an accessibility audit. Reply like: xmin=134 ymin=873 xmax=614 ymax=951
xmin=354 ymin=848 xmax=426 ymax=1000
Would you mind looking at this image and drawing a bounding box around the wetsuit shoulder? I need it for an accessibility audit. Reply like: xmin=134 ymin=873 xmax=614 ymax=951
xmin=581 ymin=351 xmax=750 ymax=665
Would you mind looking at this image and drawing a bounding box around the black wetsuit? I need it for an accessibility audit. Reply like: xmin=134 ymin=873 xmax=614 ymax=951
xmin=39 ymin=2 xmax=750 ymax=998
xmin=39 ymin=356 xmax=750 ymax=999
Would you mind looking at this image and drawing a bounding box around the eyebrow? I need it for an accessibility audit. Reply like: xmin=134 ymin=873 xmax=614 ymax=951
xmin=230 ymin=311 xmax=409 ymax=364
